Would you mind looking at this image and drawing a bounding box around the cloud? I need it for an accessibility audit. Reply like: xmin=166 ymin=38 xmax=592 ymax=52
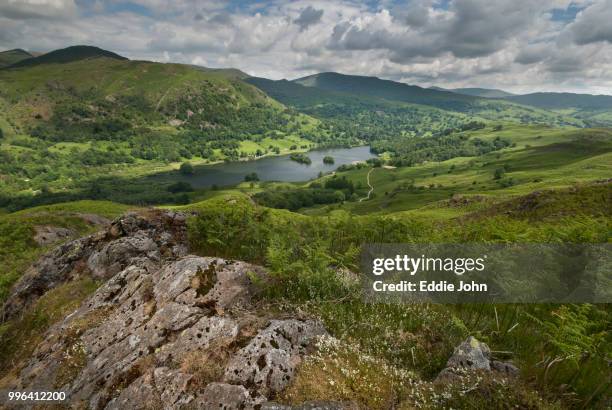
xmin=568 ymin=0 xmax=612 ymax=44
xmin=0 ymin=0 xmax=77 ymax=20
xmin=0 ymin=0 xmax=610 ymax=93
xmin=293 ymin=6 xmax=323 ymax=31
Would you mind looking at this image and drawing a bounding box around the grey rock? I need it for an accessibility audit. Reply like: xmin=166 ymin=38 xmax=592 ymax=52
xmin=192 ymin=383 xmax=253 ymax=409
xmin=33 ymin=225 xmax=75 ymax=246
xmin=436 ymin=336 xmax=520 ymax=382
xmin=2 ymin=209 xmax=188 ymax=320
xmin=491 ymin=360 xmax=520 ymax=377
xmin=87 ymin=232 xmax=159 ymax=278
xmin=224 ymin=319 xmax=328 ymax=396
xmin=445 ymin=336 xmax=491 ymax=371
xmin=4 ymin=210 xmax=327 ymax=409
xmin=1 ymin=235 xmax=95 ymax=320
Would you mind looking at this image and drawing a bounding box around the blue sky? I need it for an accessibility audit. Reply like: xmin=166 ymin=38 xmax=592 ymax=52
xmin=1 ymin=0 xmax=611 ymax=93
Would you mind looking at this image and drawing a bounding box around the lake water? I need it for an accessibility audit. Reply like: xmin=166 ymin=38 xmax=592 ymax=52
xmin=149 ymin=146 xmax=375 ymax=188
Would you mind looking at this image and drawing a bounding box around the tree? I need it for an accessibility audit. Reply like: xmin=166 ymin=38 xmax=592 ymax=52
xmin=245 ymin=172 xmax=259 ymax=182
xmin=323 ymin=156 xmax=335 ymax=165
xmin=179 ymin=162 xmax=194 ymax=175
xmin=494 ymin=167 xmax=505 ymax=180
xmin=0 ymin=128 xmax=4 ymax=139
xmin=167 ymin=181 xmax=194 ymax=193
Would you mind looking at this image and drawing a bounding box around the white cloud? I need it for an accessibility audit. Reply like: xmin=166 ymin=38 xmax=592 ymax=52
xmin=0 ymin=0 xmax=610 ymax=93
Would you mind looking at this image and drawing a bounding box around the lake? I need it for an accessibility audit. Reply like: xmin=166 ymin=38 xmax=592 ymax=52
xmin=148 ymin=146 xmax=375 ymax=188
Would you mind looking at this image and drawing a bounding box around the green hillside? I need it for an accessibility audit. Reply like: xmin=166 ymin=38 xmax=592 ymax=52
xmin=294 ymin=72 xmax=584 ymax=126
xmin=6 ymin=45 xmax=126 ymax=68
xmin=445 ymin=87 xmax=515 ymax=98
xmin=505 ymin=92 xmax=612 ymax=127
xmin=248 ymin=76 xmax=473 ymax=139
xmin=0 ymin=49 xmax=33 ymax=68
xmin=0 ymin=46 xmax=333 ymax=208
xmin=506 ymin=92 xmax=612 ymax=110
xmin=295 ymin=72 xmax=477 ymax=111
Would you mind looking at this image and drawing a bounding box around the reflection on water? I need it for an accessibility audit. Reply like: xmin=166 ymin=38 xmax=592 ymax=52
xmin=147 ymin=146 xmax=375 ymax=188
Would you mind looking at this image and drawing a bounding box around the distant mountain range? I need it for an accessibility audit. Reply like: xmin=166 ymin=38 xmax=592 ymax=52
xmin=430 ymin=86 xmax=515 ymax=98
xmin=1 ymin=45 xmax=612 ymax=134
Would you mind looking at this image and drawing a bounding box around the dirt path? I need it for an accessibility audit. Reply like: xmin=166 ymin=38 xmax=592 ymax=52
xmin=359 ymin=168 xmax=374 ymax=202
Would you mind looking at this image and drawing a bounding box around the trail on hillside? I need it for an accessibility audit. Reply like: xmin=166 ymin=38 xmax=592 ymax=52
xmin=359 ymin=168 xmax=374 ymax=202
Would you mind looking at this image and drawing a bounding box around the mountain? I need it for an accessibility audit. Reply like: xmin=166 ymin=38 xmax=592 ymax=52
xmin=505 ymin=92 xmax=612 ymax=110
xmin=431 ymin=87 xmax=515 ymax=98
xmin=0 ymin=46 xmax=328 ymax=163
xmin=247 ymin=76 xmax=473 ymax=139
xmin=0 ymin=49 xmax=33 ymax=68
xmin=294 ymin=72 xmax=477 ymax=111
xmin=5 ymin=45 xmax=127 ymax=69
xmin=247 ymin=76 xmax=386 ymax=108
xmin=290 ymin=72 xmax=588 ymax=127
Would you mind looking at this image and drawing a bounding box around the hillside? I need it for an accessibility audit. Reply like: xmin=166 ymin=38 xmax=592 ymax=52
xmin=505 ymin=92 xmax=612 ymax=110
xmin=5 ymin=45 xmax=127 ymax=68
xmin=0 ymin=49 xmax=33 ymax=68
xmin=295 ymin=72 xmax=477 ymax=111
xmin=0 ymin=46 xmax=332 ymax=208
xmin=439 ymin=87 xmax=515 ymax=98
xmin=293 ymin=72 xmax=584 ymax=126
xmin=247 ymin=76 xmax=472 ymax=138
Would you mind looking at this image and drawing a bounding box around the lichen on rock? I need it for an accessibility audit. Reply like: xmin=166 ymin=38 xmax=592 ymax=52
xmin=2 ymin=210 xmax=329 ymax=409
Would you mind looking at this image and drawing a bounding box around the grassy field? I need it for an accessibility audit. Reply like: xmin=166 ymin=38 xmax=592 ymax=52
xmin=296 ymin=125 xmax=612 ymax=216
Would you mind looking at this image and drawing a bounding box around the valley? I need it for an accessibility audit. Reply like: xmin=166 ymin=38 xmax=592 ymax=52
xmin=0 ymin=45 xmax=610 ymax=409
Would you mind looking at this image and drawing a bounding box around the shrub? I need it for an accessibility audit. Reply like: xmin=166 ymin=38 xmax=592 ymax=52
xmin=179 ymin=162 xmax=194 ymax=175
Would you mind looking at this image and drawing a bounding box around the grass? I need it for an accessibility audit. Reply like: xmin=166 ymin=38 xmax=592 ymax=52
xmin=183 ymin=188 xmax=610 ymax=408
xmin=0 ymin=121 xmax=609 ymax=408
xmin=298 ymin=126 xmax=612 ymax=216
xmin=0 ymin=200 xmax=134 ymax=304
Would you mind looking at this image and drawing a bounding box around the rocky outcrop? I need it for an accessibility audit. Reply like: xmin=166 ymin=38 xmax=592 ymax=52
xmin=436 ymin=336 xmax=519 ymax=382
xmin=33 ymin=225 xmax=76 ymax=246
xmin=2 ymin=210 xmax=188 ymax=320
xmin=4 ymin=210 xmax=328 ymax=409
xmin=224 ymin=319 xmax=327 ymax=397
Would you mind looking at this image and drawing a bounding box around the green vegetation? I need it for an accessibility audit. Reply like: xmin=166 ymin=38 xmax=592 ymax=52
xmin=244 ymin=172 xmax=259 ymax=182
xmin=183 ymin=189 xmax=610 ymax=408
xmin=322 ymin=155 xmax=334 ymax=164
xmin=289 ymin=153 xmax=312 ymax=165
xmin=0 ymin=45 xmax=611 ymax=409
xmin=0 ymin=200 xmax=133 ymax=304
xmin=0 ymin=49 xmax=33 ymax=68
xmin=179 ymin=162 xmax=194 ymax=175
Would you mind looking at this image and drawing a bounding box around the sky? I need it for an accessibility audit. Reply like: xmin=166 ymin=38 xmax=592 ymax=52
xmin=1 ymin=0 xmax=612 ymax=94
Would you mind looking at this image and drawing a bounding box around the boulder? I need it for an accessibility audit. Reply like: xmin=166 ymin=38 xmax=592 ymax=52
xmin=436 ymin=336 xmax=519 ymax=383
xmin=445 ymin=336 xmax=491 ymax=371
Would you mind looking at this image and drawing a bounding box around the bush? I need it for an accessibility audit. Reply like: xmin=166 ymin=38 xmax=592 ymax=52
xmin=244 ymin=172 xmax=259 ymax=182
xmin=323 ymin=156 xmax=334 ymax=165
xmin=179 ymin=162 xmax=194 ymax=175
xmin=167 ymin=181 xmax=194 ymax=193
